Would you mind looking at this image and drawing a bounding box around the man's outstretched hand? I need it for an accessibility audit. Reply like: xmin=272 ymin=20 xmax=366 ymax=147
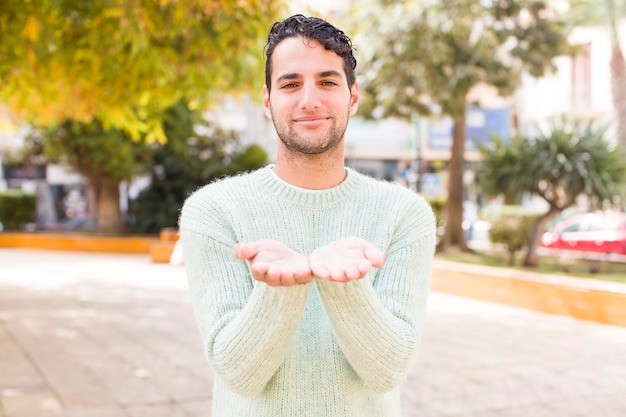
xmin=234 ymin=239 xmax=313 ymax=287
xmin=309 ymin=237 xmax=386 ymax=282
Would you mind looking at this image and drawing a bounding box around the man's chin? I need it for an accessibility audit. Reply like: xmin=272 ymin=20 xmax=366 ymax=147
xmin=287 ymin=139 xmax=343 ymax=155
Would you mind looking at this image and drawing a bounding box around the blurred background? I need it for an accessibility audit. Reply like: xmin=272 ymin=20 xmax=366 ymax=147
xmin=1 ymin=0 xmax=626 ymax=276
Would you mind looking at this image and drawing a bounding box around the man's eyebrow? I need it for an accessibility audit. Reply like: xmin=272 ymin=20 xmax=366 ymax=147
xmin=275 ymin=70 xmax=343 ymax=83
xmin=318 ymin=70 xmax=343 ymax=78
xmin=275 ymin=73 xmax=301 ymax=83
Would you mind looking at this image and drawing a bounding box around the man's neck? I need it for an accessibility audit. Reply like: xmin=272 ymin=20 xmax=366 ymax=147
xmin=273 ymin=149 xmax=347 ymax=190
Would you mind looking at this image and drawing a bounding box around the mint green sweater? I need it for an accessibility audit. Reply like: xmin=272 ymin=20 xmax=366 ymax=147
xmin=179 ymin=166 xmax=436 ymax=417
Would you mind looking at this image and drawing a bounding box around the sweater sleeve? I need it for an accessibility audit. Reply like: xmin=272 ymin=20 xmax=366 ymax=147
xmin=180 ymin=228 xmax=312 ymax=397
xmin=315 ymin=204 xmax=436 ymax=394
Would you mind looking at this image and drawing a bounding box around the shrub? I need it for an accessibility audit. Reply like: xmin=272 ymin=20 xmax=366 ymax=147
xmin=0 ymin=190 xmax=37 ymax=230
xmin=424 ymin=196 xmax=445 ymax=225
xmin=487 ymin=206 xmax=542 ymax=265
xmin=424 ymin=196 xmax=446 ymax=240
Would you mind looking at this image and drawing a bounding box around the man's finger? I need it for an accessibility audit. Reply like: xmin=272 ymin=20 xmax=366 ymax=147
xmin=364 ymin=245 xmax=386 ymax=267
xmin=311 ymin=264 xmax=331 ymax=280
xmin=233 ymin=242 xmax=259 ymax=260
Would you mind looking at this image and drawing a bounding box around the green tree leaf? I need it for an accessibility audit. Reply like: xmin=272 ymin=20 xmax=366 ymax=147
xmin=352 ymin=0 xmax=573 ymax=251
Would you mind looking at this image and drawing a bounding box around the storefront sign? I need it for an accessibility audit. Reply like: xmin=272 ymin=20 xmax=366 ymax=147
xmin=2 ymin=164 xmax=47 ymax=180
xmin=427 ymin=106 xmax=511 ymax=151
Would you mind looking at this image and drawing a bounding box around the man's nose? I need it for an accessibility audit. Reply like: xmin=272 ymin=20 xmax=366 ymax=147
xmin=299 ymin=82 xmax=321 ymax=110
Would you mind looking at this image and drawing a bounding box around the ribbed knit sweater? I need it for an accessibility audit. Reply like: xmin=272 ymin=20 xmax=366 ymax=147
xmin=179 ymin=165 xmax=436 ymax=417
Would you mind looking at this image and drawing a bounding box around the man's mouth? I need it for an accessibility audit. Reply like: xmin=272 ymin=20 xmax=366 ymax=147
xmin=294 ymin=116 xmax=329 ymax=127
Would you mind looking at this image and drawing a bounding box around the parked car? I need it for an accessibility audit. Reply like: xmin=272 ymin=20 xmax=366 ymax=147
xmin=540 ymin=212 xmax=626 ymax=255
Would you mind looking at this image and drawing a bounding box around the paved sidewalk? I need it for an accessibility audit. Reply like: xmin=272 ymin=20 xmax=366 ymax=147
xmin=1 ymin=249 xmax=625 ymax=417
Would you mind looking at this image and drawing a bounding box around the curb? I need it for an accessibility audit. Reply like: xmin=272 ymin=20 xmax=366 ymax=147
xmin=0 ymin=230 xmax=179 ymax=263
xmin=0 ymin=232 xmax=155 ymax=253
xmin=431 ymin=260 xmax=626 ymax=328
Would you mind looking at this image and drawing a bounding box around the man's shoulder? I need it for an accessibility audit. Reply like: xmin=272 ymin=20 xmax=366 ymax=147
xmin=182 ymin=169 xmax=264 ymax=214
xmin=190 ymin=169 xmax=262 ymax=198
xmin=179 ymin=169 xmax=265 ymax=231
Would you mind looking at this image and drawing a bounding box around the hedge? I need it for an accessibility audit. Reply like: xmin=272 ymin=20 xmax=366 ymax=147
xmin=0 ymin=190 xmax=37 ymax=230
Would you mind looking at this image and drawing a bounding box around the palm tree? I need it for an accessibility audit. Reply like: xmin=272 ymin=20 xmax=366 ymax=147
xmin=474 ymin=135 xmax=527 ymax=206
xmin=476 ymin=117 xmax=626 ymax=267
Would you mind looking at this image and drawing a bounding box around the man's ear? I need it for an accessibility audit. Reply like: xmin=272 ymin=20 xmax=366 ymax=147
xmin=263 ymin=85 xmax=272 ymax=119
xmin=349 ymin=82 xmax=360 ymax=116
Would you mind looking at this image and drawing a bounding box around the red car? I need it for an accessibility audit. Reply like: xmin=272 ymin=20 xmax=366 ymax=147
xmin=540 ymin=212 xmax=626 ymax=255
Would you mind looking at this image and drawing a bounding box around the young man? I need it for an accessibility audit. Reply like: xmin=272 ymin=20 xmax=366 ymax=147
xmin=179 ymin=14 xmax=436 ymax=417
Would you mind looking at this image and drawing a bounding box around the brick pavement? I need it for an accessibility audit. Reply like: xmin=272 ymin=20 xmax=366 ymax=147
xmin=1 ymin=249 xmax=625 ymax=417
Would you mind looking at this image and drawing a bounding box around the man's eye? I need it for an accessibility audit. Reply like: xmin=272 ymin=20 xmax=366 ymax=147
xmin=281 ymin=83 xmax=298 ymax=89
xmin=322 ymin=81 xmax=338 ymax=86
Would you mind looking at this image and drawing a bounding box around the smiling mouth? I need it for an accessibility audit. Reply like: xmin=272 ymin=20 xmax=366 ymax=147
xmin=294 ymin=116 xmax=329 ymax=126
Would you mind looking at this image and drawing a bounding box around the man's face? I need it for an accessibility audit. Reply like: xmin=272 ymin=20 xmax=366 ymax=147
xmin=263 ymin=37 xmax=359 ymax=155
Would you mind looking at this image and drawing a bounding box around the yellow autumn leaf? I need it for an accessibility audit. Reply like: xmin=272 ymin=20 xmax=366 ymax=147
xmin=22 ymin=15 xmax=41 ymax=42
xmin=145 ymin=122 xmax=166 ymax=144
xmin=103 ymin=7 xmax=124 ymax=18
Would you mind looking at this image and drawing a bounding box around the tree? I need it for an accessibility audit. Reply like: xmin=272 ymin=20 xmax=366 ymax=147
xmin=0 ymin=0 xmax=279 ymax=142
xmin=351 ymin=0 xmax=573 ymax=251
xmin=474 ymin=135 xmax=527 ymax=205
xmin=131 ymin=102 xmax=268 ymax=234
xmin=41 ymin=120 xmax=150 ymax=233
xmin=0 ymin=0 xmax=280 ymax=233
xmin=476 ymin=118 xmax=626 ymax=267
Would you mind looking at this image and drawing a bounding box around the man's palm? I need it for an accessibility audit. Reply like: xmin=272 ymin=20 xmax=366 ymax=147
xmin=309 ymin=237 xmax=386 ymax=282
xmin=234 ymin=240 xmax=312 ymax=286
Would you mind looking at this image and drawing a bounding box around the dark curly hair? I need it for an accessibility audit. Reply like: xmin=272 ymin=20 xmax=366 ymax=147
xmin=264 ymin=14 xmax=357 ymax=92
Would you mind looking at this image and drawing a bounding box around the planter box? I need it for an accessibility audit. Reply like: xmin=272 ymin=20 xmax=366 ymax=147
xmin=0 ymin=232 xmax=155 ymax=253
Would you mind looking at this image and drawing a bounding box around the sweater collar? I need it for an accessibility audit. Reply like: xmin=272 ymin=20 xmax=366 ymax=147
xmin=257 ymin=164 xmax=364 ymax=208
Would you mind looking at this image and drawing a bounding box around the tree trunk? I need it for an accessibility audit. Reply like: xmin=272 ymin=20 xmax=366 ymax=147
xmin=610 ymin=44 xmax=626 ymax=149
xmin=94 ymin=176 xmax=123 ymax=234
xmin=507 ymin=249 xmax=516 ymax=266
xmin=441 ymin=112 xmax=468 ymax=251
xmin=85 ymin=184 xmax=98 ymax=230
xmin=523 ymin=207 xmax=560 ymax=267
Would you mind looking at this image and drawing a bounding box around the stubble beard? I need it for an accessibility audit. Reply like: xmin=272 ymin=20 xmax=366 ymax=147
xmin=272 ymin=110 xmax=349 ymax=156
